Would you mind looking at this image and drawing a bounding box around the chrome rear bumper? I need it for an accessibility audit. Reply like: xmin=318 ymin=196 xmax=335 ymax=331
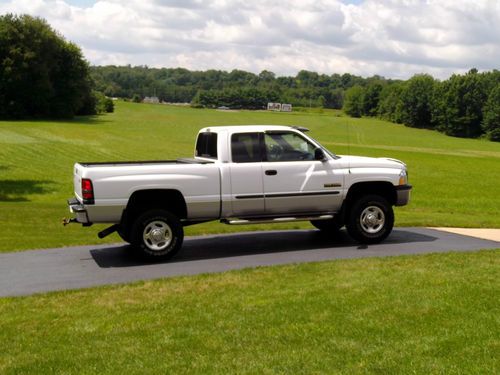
xmin=67 ymin=197 xmax=91 ymax=224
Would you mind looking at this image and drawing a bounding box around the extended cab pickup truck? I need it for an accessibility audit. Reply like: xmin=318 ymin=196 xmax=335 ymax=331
xmin=66 ymin=125 xmax=411 ymax=259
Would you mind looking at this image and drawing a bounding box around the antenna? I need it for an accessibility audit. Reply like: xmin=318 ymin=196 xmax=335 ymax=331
xmin=346 ymin=118 xmax=351 ymax=172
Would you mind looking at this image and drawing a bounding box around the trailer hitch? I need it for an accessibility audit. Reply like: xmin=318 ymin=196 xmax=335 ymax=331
xmin=62 ymin=218 xmax=78 ymax=226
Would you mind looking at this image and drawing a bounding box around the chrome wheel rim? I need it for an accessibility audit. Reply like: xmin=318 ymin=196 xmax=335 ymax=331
xmin=360 ymin=206 xmax=385 ymax=234
xmin=143 ymin=221 xmax=172 ymax=251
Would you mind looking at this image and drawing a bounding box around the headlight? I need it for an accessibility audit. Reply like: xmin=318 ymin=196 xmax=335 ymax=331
xmin=399 ymin=170 xmax=408 ymax=185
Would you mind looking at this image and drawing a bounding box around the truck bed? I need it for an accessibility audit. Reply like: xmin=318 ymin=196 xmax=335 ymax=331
xmin=78 ymin=158 xmax=213 ymax=167
xmin=73 ymin=157 xmax=221 ymax=222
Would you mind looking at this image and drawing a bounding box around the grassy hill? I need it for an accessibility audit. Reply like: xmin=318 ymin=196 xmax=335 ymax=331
xmin=0 ymin=101 xmax=499 ymax=251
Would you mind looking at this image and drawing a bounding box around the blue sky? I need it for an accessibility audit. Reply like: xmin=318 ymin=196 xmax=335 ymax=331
xmin=65 ymin=0 xmax=96 ymax=6
xmin=1 ymin=0 xmax=498 ymax=79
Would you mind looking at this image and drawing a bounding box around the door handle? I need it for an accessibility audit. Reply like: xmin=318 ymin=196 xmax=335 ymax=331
xmin=265 ymin=170 xmax=278 ymax=176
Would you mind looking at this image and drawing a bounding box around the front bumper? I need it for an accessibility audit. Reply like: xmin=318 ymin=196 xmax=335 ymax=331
xmin=395 ymin=185 xmax=412 ymax=206
xmin=68 ymin=197 xmax=91 ymax=224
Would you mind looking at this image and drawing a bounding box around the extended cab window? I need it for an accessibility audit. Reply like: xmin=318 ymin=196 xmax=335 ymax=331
xmin=231 ymin=133 xmax=261 ymax=163
xmin=264 ymin=132 xmax=316 ymax=161
xmin=195 ymin=132 xmax=218 ymax=159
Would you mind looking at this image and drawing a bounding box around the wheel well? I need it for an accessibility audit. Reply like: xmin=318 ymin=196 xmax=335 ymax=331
xmin=122 ymin=189 xmax=187 ymax=227
xmin=344 ymin=182 xmax=396 ymax=212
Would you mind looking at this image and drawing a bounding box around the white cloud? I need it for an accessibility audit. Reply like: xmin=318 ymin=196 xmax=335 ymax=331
xmin=1 ymin=0 xmax=499 ymax=78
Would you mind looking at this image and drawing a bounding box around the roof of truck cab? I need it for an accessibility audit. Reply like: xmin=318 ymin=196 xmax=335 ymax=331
xmin=198 ymin=125 xmax=302 ymax=133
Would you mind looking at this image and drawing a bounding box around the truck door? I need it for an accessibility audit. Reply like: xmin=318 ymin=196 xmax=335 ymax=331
xmin=229 ymin=132 xmax=265 ymax=216
xmin=262 ymin=131 xmax=343 ymax=215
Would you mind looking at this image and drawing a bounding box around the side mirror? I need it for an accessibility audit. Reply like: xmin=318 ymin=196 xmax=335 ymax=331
xmin=314 ymin=148 xmax=326 ymax=161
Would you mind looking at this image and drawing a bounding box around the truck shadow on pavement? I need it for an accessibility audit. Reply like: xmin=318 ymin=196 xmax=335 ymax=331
xmin=90 ymin=229 xmax=437 ymax=268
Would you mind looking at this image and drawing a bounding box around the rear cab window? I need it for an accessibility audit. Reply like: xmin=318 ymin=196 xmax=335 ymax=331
xmin=231 ymin=133 xmax=262 ymax=163
xmin=195 ymin=132 xmax=218 ymax=159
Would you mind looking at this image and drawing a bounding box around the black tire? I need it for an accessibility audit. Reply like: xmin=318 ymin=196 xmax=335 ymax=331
xmin=346 ymin=195 xmax=394 ymax=244
xmin=130 ymin=209 xmax=184 ymax=260
xmin=310 ymin=217 xmax=343 ymax=233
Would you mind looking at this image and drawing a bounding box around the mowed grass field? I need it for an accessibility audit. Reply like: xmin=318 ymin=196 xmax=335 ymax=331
xmin=0 ymin=250 xmax=498 ymax=374
xmin=0 ymin=100 xmax=499 ymax=251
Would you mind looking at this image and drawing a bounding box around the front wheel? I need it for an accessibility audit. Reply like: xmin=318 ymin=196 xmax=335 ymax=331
xmin=131 ymin=209 xmax=184 ymax=260
xmin=346 ymin=195 xmax=394 ymax=244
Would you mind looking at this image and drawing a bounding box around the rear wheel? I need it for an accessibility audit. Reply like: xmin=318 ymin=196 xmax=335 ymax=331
xmin=130 ymin=209 xmax=184 ymax=260
xmin=346 ymin=195 xmax=394 ymax=244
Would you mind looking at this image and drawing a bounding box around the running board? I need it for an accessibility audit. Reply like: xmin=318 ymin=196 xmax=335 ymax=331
xmin=222 ymin=214 xmax=334 ymax=225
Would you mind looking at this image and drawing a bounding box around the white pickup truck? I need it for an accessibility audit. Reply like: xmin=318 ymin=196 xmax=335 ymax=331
xmin=66 ymin=125 xmax=411 ymax=259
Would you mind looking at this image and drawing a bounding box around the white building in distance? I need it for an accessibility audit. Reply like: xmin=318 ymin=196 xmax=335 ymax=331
xmin=267 ymin=102 xmax=281 ymax=111
xmin=143 ymin=96 xmax=160 ymax=104
xmin=267 ymin=102 xmax=292 ymax=112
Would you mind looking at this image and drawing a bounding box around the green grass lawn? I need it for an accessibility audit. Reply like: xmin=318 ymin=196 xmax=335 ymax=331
xmin=0 ymin=101 xmax=499 ymax=251
xmin=0 ymin=250 xmax=498 ymax=374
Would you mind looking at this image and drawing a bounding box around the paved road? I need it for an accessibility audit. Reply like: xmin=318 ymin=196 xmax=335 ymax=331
xmin=0 ymin=228 xmax=498 ymax=297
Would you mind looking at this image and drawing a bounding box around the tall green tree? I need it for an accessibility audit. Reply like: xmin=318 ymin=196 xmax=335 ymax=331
xmin=296 ymin=70 xmax=319 ymax=87
xmin=343 ymin=86 xmax=364 ymax=117
xmin=433 ymin=70 xmax=487 ymax=138
xmin=362 ymin=81 xmax=384 ymax=116
xmin=399 ymin=74 xmax=436 ymax=128
xmin=326 ymin=87 xmax=344 ymax=109
xmin=0 ymin=14 xmax=94 ymax=118
xmin=377 ymin=82 xmax=404 ymax=123
xmin=482 ymin=84 xmax=500 ymax=141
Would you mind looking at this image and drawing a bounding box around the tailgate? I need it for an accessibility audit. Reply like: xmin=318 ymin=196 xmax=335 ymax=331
xmin=73 ymin=163 xmax=84 ymax=201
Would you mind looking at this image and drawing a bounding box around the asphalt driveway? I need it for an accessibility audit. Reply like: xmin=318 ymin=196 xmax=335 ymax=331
xmin=0 ymin=227 xmax=498 ymax=297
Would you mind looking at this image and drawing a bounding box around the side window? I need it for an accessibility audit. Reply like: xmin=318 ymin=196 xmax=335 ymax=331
xmin=231 ymin=133 xmax=261 ymax=163
xmin=264 ymin=132 xmax=316 ymax=161
xmin=195 ymin=132 xmax=218 ymax=159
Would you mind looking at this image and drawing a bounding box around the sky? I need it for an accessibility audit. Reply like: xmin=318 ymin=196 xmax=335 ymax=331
xmin=1 ymin=0 xmax=499 ymax=79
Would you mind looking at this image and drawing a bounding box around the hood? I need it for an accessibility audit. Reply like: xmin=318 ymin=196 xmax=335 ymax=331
xmin=337 ymin=155 xmax=406 ymax=169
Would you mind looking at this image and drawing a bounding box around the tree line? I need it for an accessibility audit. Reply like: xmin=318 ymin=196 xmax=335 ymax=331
xmin=93 ymin=64 xmax=499 ymax=141
xmin=90 ymin=65 xmax=375 ymax=109
xmin=343 ymin=69 xmax=500 ymax=141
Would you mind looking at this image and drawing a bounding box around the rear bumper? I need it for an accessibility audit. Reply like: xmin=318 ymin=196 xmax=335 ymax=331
xmin=395 ymin=185 xmax=412 ymax=206
xmin=68 ymin=197 xmax=91 ymax=224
